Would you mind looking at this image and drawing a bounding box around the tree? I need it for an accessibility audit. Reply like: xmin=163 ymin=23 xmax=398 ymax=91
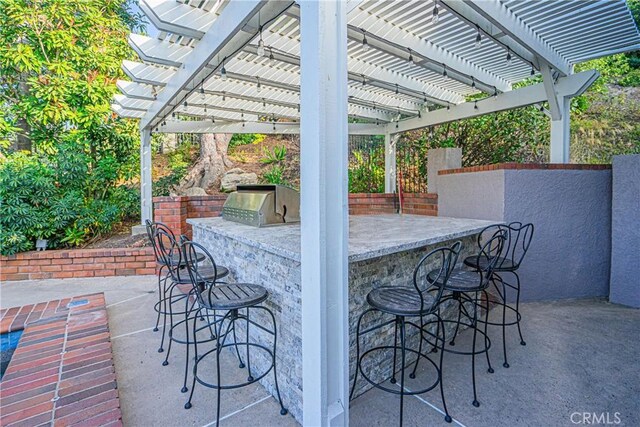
xmin=0 ymin=0 xmax=143 ymax=152
xmin=177 ymin=133 xmax=233 ymax=192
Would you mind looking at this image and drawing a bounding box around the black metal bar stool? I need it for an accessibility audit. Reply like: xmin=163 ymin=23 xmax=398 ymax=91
xmin=463 ymin=222 xmax=534 ymax=368
xmin=350 ymin=242 xmax=462 ymax=426
xmin=150 ymin=226 xmax=228 ymax=363
xmin=423 ymin=230 xmax=507 ymax=408
xmin=181 ymin=240 xmax=287 ymax=425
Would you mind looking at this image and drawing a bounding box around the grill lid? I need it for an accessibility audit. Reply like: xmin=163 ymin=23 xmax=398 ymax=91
xmin=222 ymin=184 xmax=300 ymax=227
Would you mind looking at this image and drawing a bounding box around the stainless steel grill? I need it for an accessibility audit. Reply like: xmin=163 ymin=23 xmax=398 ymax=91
xmin=222 ymin=184 xmax=300 ymax=227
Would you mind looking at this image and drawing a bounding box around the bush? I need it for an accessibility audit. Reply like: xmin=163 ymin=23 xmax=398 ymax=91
xmin=260 ymin=145 xmax=287 ymax=164
xmin=229 ymin=133 xmax=265 ymax=149
xmin=0 ymin=149 xmax=139 ymax=255
xmin=261 ymin=165 xmax=288 ymax=186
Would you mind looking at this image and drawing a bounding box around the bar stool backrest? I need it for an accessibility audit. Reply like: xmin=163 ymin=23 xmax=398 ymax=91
xmin=475 ymin=229 xmax=508 ymax=288
xmin=477 ymin=222 xmax=534 ymax=270
xmin=181 ymin=239 xmax=219 ymax=307
xmin=152 ymin=226 xmax=185 ymax=283
xmin=413 ymin=241 xmax=462 ymax=313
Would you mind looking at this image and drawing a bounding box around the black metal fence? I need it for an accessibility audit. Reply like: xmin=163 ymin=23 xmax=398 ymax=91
xmin=347 ymin=135 xmax=429 ymax=193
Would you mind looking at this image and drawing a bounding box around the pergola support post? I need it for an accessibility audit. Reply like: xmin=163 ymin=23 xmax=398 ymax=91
xmin=299 ymin=1 xmax=349 ymax=425
xmin=550 ymin=96 xmax=571 ymax=163
xmin=140 ymin=128 xmax=153 ymax=225
xmin=384 ymin=132 xmax=398 ymax=193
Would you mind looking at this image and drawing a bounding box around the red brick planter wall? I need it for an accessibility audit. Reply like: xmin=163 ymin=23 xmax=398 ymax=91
xmin=438 ymin=162 xmax=611 ymax=175
xmin=1 ymin=248 xmax=155 ymax=282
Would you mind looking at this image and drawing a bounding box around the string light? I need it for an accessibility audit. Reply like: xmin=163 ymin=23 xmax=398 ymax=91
xmin=200 ymin=84 xmax=205 ymax=100
xmin=423 ymin=92 xmax=428 ymax=103
xmin=493 ymin=87 xmax=498 ymax=98
xmin=475 ymin=25 xmax=482 ymax=48
xmin=447 ymin=105 xmax=450 ymax=110
xmin=222 ymin=92 xmax=226 ymax=102
xmin=183 ymin=100 xmax=188 ymax=107
xmin=269 ymin=48 xmax=275 ymax=64
xmin=539 ymin=104 xmax=544 ymax=112
xmin=530 ymin=62 xmax=535 ymax=76
xmin=474 ymin=100 xmax=478 ymax=110
xmin=257 ymin=26 xmax=265 ymax=57
xmin=395 ymin=83 xmax=399 ymax=95
xmin=172 ymin=112 xmax=176 ymax=118
xmin=212 ymin=116 xmax=215 ymax=123
xmin=506 ymin=48 xmax=512 ymax=66
xmin=220 ymin=58 xmax=227 ymax=80
xmin=471 ymin=76 xmax=476 ymax=89
xmin=407 ymin=48 xmax=414 ymax=64
xmin=432 ymin=1 xmax=439 ymax=24
xmin=362 ymin=29 xmax=370 ymax=52
xmin=256 ymin=77 xmax=261 ymax=93
xmin=442 ymin=64 xmax=448 ymax=79
xmin=262 ymin=98 xmax=266 ymax=107
xmin=362 ymin=74 xmax=366 ymax=86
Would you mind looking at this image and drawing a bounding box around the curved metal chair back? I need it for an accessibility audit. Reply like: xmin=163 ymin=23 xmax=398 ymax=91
xmin=181 ymin=239 xmax=219 ymax=307
xmin=413 ymin=241 xmax=462 ymax=313
xmin=476 ymin=222 xmax=533 ymax=270
xmin=152 ymin=226 xmax=184 ymax=282
xmin=475 ymin=229 xmax=508 ymax=288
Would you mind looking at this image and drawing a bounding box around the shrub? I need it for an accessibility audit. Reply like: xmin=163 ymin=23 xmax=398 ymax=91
xmin=260 ymin=145 xmax=287 ymax=164
xmin=261 ymin=165 xmax=288 ymax=186
xmin=229 ymin=133 xmax=266 ymax=148
xmin=0 ymin=149 xmax=139 ymax=255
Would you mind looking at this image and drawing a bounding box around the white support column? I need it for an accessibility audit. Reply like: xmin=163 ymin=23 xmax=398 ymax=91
xmin=550 ymin=96 xmax=571 ymax=163
xmin=300 ymin=1 xmax=349 ymax=426
xmin=384 ymin=133 xmax=398 ymax=193
xmin=140 ymin=128 xmax=153 ymax=224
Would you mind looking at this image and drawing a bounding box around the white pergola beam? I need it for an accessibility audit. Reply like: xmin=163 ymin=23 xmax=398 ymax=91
xmin=117 ymin=80 xmax=157 ymax=101
xmin=140 ymin=129 xmax=152 ymax=224
xmin=141 ymin=1 xmax=291 ymax=130
xmin=139 ymin=0 xmax=215 ymax=40
xmin=299 ymin=1 xmax=349 ymax=425
xmin=129 ymin=34 xmax=193 ymax=68
xmin=158 ymin=120 xmax=380 ymax=135
xmin=391 ymin=70 xmax=599 ymax=134
xmin=450 ymin=0 xmax=572 ymax=76
xmin=122 ymin=60 xmax=175 ymax=86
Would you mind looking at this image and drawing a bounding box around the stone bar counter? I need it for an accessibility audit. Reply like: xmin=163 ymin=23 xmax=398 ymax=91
xmin=188 ymin=214 xmax=494 ymax=422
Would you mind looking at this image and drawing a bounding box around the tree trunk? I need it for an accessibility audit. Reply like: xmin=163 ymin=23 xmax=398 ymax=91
xmin=177 ymin=133 xmax=233 ymax=192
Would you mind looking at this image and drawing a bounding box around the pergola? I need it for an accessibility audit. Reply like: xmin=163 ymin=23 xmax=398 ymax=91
xmin=113 ymin=1 xmax=640 ymax=424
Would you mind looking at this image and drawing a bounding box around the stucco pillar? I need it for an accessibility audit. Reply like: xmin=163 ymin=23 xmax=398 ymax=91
xmin=609 ymin=154 xmax=640 ymax=308
xmin=550 ymin=97 xmax=571 ymax=163
xmin=427 ymin=147 xmax=462 ymax=194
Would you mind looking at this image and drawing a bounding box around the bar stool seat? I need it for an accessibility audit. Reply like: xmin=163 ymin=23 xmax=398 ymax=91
xmin=367 ymin=287 xmax=436 ymax=316
xmin=173 ymin=265 xmax=229 ymax=285
xmin=204 ymin=283 xmax=268 ymax=310
xmin=463 ymin=256 xmax=515 ymax=271
xmin=427 ymin=268 xmax=485 ymax=292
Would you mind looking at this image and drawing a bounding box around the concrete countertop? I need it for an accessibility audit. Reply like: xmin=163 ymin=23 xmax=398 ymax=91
xmin=188 ymin=214 xmax=495 ymax=262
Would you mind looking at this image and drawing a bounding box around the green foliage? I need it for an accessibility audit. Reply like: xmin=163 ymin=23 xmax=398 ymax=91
xmin=348 ymin=148 xmax=385 ymax=193
xmin=261 ymin=165 xmax=288 ymax=186
xmin=0 ymin=0 xmax=142 ymax=254
xmin=152 ymin=139 xmax=198 ymax=197
xmin=0 ymin=150 xmax=139 ymax=255
xmin=229 ymin=133 xmax=266 ymax=149
xmin=260 ymin=145 xmax=287 ymax=164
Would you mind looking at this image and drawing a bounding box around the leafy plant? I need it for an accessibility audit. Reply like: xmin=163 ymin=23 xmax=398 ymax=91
xmin=229 ymin=133 xmax=265 ymax=148
xmin=261 ymin=165 xmax=288 ymax=186
xmin=348 ymin=148 xmax=385 ymax=193
xmin=260 ymin=145 xmax=287 ymax=164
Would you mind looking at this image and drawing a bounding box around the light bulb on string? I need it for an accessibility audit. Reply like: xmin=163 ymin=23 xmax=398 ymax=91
xmin=212 ymin=116 xmax=215 ymax=123
xmin=257 ymin=26 xmax=265 ymax=57
xmin=432 ymin=2 xmax=439 ymax=24
xmin=183 ymin=100 xmax=188 ymax=108
xmin=475 ymin=25 xmax=482 ymax=48
xmin=474 ymin=100 xmax=479 ymax=110
xmin=220 ymin=58 xmax=228 ymax=80
xmin=269 ymin=48 xmax=275 ymax=64
xmin=530 ymin=62 xmax=535 ymax=76
xmin=395 ymin=83 xmax=399 ymax=95
xmin=471 ymin=76 xmax=476 ymax=89
xmin=407 ymin=48 xmax=414 ymax=64
xmin=256 ymin=77 xmax=261 ymax=93
xmin=222 ymin=92 xmax=226 ymax=102
xmin=506 ymin=48 xmax=512 ymax=66
xmin=362 ymin=29 xmax=370 ymax=52
xmin=442 ymin=64 xmax=448 ymax=79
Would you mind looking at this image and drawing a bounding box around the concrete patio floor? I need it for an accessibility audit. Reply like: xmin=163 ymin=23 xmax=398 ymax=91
xmin=1 ymin=276 xmax=639 ymax=426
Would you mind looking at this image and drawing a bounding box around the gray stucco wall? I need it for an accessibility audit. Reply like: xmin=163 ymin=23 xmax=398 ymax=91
xmin=438 ymin=168 xmax=612 ymax=301
xmin=504 ymin=169 xmax=612 ymax=301
xmin=609 ymin=155 xmax=640 ymax=308
xmin=437 ymin=170 xmax=505 ymax=221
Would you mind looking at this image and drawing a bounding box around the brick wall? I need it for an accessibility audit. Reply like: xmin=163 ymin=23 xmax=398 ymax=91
xmin=348 ymin=193 xmax=438 ymax=216
xmin=153 ymin=193 xmax=438 ymax=237
xmin=0 ymin=247 xmax=155 ymax=282
xmin=153 ymin=195 xmax=227 ymax=238
xmin=439 ymin=162 xmax=611 ymax=175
